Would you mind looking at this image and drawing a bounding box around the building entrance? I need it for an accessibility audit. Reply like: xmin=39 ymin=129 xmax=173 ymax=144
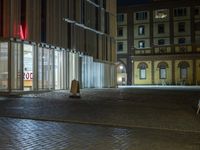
xmin=23 ymin=44 xmax=33 ymax=91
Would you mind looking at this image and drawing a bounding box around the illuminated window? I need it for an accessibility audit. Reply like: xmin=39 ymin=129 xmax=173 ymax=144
xmin=154 ymin=9 xmax=168 ymax=19
xmin=160 ymin=68 xmax=166 ymax=79
xmin=138 ymin=63 xmax=148 ymax=80
xmin=138 ymin=26 xmax=145 ymax=35
xmin=180 ymin=67 xmax=187 ymax=79
xmin=138 ymin=41 xmax=145 ymax=48
xmin=158 ymin=62 xmax=168 ymax=79
xmin=178 ymin=61 xmax=189 ymax=79
xmin=140 ymin=69 xmax=146 ymax=79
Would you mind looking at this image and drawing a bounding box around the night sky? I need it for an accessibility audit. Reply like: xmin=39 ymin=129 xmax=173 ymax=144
xmin=117 ymin=0 xmax=150 ymax=6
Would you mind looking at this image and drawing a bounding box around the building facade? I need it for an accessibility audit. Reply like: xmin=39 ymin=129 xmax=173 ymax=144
xmin=117 ymin=0 xmax=200 ymax=85
xmin=0 ymin=0 xmax=117 ymax=94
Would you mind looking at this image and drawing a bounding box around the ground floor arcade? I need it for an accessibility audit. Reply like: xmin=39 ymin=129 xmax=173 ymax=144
xmin=117 ymin=54 xmax=200 ymax=85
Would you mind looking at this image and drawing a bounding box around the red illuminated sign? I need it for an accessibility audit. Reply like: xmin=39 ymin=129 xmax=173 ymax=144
xmin=20 ymin=25 xmax=25 ymax=40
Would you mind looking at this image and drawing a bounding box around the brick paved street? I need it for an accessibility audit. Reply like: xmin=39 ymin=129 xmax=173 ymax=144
xmin=0 ymin=117 xmax=200 ymax=150
xmin=0 ymin=86 xmax=200 ymax=149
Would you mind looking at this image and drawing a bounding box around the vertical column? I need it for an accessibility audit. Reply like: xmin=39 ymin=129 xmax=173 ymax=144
xmin=149 ymin=9 xmax=154 ymax=84
xmin=169 ymin=7 xmax=175 ymax=53
xmin=8 ymin=41 xmax=11 ymax=93
xmin=170 ymin=7 xmax=175 ymax=85
xmin=127 ymin=10 xmax=133 ymax=85
xmin=190 ymin=6 xmax=195 ymax=52
xmin=52 ymin=49 xmax=55 ymax=90
xmin=149 ymin=8 xmax=154 ymax=54
xmin=193 ymin=59 xmax=196 ymax=85
xmin=172 ymin=59 xmax=175 ymax=84
xmin=152 ymin=60 xmax=154 ymax=84
xmin=33 ymin=45 xmax=38 ymax=91
xmin=21 ymin=43 xmax=24 ymax=91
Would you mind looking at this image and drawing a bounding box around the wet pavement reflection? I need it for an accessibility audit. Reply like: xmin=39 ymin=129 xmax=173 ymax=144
xmin=0 ymin=117 xmax=200 ymax=150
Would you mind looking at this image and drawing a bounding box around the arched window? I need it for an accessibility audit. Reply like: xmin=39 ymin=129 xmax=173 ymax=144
xmin=157 ymin=62 xmax=168 ymax=79
xmin=178 ymin=61 xmax=190 ymax=79
xmin=138 ymin=62 xmax=148 ymax=80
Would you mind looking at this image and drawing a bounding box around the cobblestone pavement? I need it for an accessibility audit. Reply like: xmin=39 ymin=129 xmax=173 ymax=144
xmin=0 ymin=87 xmax=200 ymax=149
xmin=0 ymin=117 xmax=200 ymax=150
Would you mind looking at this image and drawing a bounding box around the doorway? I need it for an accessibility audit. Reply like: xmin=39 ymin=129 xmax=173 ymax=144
xmin=23 ymin=44 xmax=33 ymax=91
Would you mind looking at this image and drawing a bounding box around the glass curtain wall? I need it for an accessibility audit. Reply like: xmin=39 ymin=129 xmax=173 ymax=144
xmin=81 ymin=56 xmax=93 ymax=88
xmin=38 ymin=47 xmax=54 ymax=90
xmin=93 ymin=62 xmax=103 ymax=88
xmin=0 ymin=42 xmax=8 ymax=91
xmin=92 ymin=62 xmax=116 ymax=88
xmin=0 ymin=40 xmax=117 ymax=93
xmin=69 ymin=52 xmax=80 ymax=88
xmin=44 ymin=48 xmax=53 ymax=90
xmin=55 ymin=49 xmax=65 ymax=90
xmin=63 ymin=50 xmax=69 ymax=89
xmin=11 ymin=42 xmax=23 ymax=91
xmin=23 ymin=44 xmax=34 ymax=91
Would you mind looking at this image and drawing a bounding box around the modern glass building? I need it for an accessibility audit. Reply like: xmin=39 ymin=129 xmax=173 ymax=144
xmin=0 ymin=0 xmax=117 ymax=94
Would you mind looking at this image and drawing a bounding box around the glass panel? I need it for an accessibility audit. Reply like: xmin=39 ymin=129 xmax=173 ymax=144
xmin=63 ymin=50 xmax=69 ymax=89
xmin=49 ymin=49 xmax=54 ymax=90
xmin=160 ymin=68 xmax=166 ymax=79
xmin=69 ymin=52 xmax=79 ymax=88
xmin=43 ymin=48 xmax=53 ymax=89
xmin=0 ymin=42 xmax=8 ymax=90
xmin=43 ymin=48 xmax=49 ymax=89
xmin=23 ymin=44 xmax=33 ymax=91
xmin=11 ymin=42 xmax=23 ymax=91
xmin=38 ymin=47 xmax=43 ymax=90
xmin=81 ymin=56 xmax=93 ymax=88
xmin=181 ymin=67 xmax=187 ymax=79
xmin=140 ymin=69 xmax=146 ymax=79
xmin=38 ymin=47 xmax=54 ymax=90
xmin=55 ymin=50 xmax=64 ymax=90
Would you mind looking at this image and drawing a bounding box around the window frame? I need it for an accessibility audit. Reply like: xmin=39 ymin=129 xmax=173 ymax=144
xmin=138 ymin=25 xmax=145 ymax=35
xmin=178 ymin=38 xmax=186 ymax=44
xmin=158 ymin=24 xmax=165 ymax=34
xmin=117 ymin=27 xmax=123 ymax=37
xmin=136 ymin=11 xmax=148 ymax=20
xmin=117 ymin=14 xmax=124 ymax=23
xmin=178 ymin=22 xmax=185 ymax=32
xmin=159 ymin=68 xmax=167 ymax=79
xmin=174 ymin=8 xmax=187 ymax=17
xmin=140 ymin=68 xmax=146 ymax=80
xmin=158 ymin=39 xmax=165 ymax=45
xmin=180 ymin=67 xmax=187 ymax=79
xmin=138 ymin=41 xmax=145 ymax=48
xmin=117 ymin=42 xmax=123 ymax=52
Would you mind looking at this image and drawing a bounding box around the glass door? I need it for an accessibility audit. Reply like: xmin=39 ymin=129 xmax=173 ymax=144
xmin=11 ymin=42 xmax=23 ymax=91
xmin=55 ymin=50 xmax=64 ymax=90
xmin=0 ymin=42 xmax=8 ymax=91
xmin=23 ymin=44 xmax=33 ymax=91
xmin=38 ymin=47 xmax=53 ymax=90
